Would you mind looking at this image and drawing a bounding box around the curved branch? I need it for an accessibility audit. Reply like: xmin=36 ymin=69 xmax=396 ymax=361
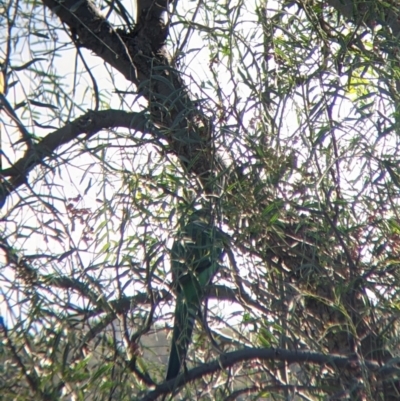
xmin=140 ymin=347 xmax=391 ymax=401
xmin=0 ymin=109 xmax=149 ymax=207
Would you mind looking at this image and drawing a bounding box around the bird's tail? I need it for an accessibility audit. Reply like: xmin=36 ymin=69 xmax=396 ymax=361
xmin=166 ymin=290 xmax=198 ymax=381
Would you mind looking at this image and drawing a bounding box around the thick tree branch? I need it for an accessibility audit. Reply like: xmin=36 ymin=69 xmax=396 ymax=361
xmin=0 ymin=109 xmax=149 ymax=207
xmin=41 ymin=0 xmax=138 ymax=84
xmin=39 ymin=0 xmax=223 ymax=192
xmin=141 ymin=347 xmax=397 ymax=401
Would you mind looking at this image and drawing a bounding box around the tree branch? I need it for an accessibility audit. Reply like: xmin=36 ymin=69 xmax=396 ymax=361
xmin=39 ymin=0 xmax=223 ymax=192
xmin=140 ymin=347 xmax=394 ymax=401
xmin=0 ymin=109 xmax=150 ymax=207
xmin=41 ymin=0 xmax=138 ymax=84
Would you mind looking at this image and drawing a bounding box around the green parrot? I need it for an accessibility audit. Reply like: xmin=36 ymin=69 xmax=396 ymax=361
xmin=166 ymin=210 xmax=225 ymax=381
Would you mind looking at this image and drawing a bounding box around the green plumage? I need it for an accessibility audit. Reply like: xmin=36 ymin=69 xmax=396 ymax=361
xmin=166 ymin=211 xmax=225 ymax=381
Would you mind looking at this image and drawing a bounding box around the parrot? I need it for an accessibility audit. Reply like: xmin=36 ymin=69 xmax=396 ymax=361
xmin=165 ymin=210 xmax=226 ymax=381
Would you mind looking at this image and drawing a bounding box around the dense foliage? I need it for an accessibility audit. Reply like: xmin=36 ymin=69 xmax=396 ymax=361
xmin=1 ymin=0 xmax=400 ymax=400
